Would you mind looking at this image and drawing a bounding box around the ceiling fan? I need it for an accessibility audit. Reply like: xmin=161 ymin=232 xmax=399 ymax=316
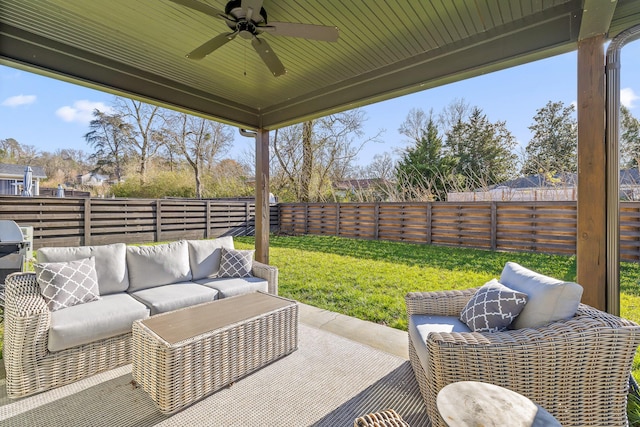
xmin=169 ymin=0 xmax=339 ymax=77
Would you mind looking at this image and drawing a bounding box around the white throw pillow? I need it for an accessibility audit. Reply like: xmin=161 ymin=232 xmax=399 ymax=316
xmin=218 ymin=248 xmax=254 ymax=278
xmin=500 ymin=262 xmax=583 ymax=329
xmin=34 ymin=256 xmax=100 ymax=311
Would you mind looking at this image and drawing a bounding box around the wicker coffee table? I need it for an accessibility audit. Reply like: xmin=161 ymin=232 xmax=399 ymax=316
xmin=132 ymin=291 xmax=298 ymax=414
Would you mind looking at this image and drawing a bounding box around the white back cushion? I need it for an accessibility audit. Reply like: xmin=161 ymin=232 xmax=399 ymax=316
xmin=187 ymin=237 xmax=235 ymax=280
xmin=37 ymin=243 xmax=128 ymax=295
xmin=500 ymin=261 xmax=583 ymax=329
xmin=126 ymin=241 xmax=192 ymax=291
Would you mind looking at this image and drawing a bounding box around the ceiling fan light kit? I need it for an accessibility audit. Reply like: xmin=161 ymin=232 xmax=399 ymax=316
xmin=170 ymin=0 xmax=339 ymax=77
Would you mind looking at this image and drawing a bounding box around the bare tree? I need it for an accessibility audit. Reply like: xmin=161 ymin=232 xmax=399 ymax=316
xmin=161 ymin=112 xmax=233 ymax=198
xmin=272 ymin=109 xmax=382 ymax=202
xmin=0 ymin=138 xmax=39 ymax=164
xmin=85 ymin=109 xmax=132 ymax=182
xmin=113 ymin=98 xmax=164 ymax=184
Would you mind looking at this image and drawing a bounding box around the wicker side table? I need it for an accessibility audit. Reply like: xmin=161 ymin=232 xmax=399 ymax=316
xmin=132 ymin=292 xmax=298 ymax=414
xmin=354 ymin=409 xmax=410 ymax=427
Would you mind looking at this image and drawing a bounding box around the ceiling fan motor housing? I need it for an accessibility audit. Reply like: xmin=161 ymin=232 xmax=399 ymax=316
xmin=225 ymin=0 xmax=267 ymax=25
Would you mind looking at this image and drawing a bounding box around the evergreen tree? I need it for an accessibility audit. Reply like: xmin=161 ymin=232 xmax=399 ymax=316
xmin=620 ymin=105 xmax=640 ymax=168
xmin=445 ymin=107 xmax=518 ymax=187
xmin=395 ymin=114 xmax=447 ymax=199
xmin=521 ymin=101 xmax=577 ymax=175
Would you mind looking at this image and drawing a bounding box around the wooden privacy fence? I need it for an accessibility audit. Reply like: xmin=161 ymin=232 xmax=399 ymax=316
xmin=279 ymin=201 xmax=640 ymax=262
xmin=0 ymin=196 xmax=278 ymax=249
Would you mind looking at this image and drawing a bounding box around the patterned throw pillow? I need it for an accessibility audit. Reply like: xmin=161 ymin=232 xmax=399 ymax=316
xmin=218 ymin=248 xmax=255 ymax=278
xmin=34 ymin=256 xmax=101 ymax=311
xmin=459 ymin=279 xmax=528 ymax=333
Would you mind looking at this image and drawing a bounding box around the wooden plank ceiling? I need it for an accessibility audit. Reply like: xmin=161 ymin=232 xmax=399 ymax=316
xmin=1 ymin=0 xmax=640 ymax=130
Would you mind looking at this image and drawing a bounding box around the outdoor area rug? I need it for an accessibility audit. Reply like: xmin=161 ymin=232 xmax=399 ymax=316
xmin=0 ymin=323 xmax=430 ymax=426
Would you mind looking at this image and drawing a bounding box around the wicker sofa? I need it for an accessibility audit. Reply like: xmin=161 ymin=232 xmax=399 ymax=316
xmin=407 ymin=262 xmax=640 ymax=427
xmin=3 ymin=237 xmax=278 ymax=399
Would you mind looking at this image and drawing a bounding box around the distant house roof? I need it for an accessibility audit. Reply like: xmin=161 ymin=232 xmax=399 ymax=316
xmin=0 ymin=163 xmax=47 ymax=179
xmin=491 ymin=169 xmax=640 ymax=190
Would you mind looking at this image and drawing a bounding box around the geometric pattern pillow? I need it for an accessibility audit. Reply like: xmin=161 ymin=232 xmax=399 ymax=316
xmin=34 ymin=256 xmax=100 ymax=311
xmin=218 ymin=248 xmax=255 ymax=278
xmin=459 ymin=279 xmax=528 ymax=333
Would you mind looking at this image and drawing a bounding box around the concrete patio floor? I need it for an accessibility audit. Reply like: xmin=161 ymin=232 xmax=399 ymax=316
xmin=0 ymin=302 xmax=409 ymax=379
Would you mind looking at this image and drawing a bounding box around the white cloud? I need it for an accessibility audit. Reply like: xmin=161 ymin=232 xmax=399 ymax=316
xmin=621 ymin=88 xmax=639 ymax=108
xmin=55 ymin=100 xmax=113 ymax=124
xmin=2 ymin=94 xmax=36 ymax=107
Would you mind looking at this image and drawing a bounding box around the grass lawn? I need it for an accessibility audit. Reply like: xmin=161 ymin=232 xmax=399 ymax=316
xmin=234 ymin=234 xmax=640 ymax=379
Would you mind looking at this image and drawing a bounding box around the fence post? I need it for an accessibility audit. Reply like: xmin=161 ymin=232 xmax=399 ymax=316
xmin=426 ymin=203 xmax=432 ymax=245
xmin=336 ymin=203 xmax=340 ymax=236
xmin=205 ymin=200 xmax=211 ymax=238
xmin=246 ymin=201 xmax=251 ymax=235
xmin=374 ymin=203 xmax=380 ymax=240
xmin=84 ymin=198 xmax=91 ymax=246
xmin=490 ymin=202 xmax=497 ymax=250
xmin=304 ymin=204 xmax=309 ymax=235
xmin=155 ymin=199 xmax=162 ymax=242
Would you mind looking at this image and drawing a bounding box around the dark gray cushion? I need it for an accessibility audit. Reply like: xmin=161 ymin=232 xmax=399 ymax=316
xmin=218 ymin=247 xmax=254 ymax=278
xmin=34 ymin=256 xmax=101 ymax=311
xmin=126 ymin=241 xmax=192 ymax=291
xmin=195 ymin=276 xmax=268 ymax=298
xmin=37 ymin=243 xmax=128 ymax=295
xmin=129 ymin=282 xmax=219 ymax=315
xmin=48 ymin=293 xmax=149 ymax=352
xmin=459 ymin=279 xmax=528 ymax=332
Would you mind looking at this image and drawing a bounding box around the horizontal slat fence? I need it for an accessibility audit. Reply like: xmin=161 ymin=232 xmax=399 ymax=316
xmin=0 ymin=196 xmax=277 ymax=249
xmin=280 ymin=201 xmax=628 ymax=259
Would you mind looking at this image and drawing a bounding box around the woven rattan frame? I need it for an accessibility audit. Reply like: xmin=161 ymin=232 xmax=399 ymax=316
xmin=354 ymin=408 xmax=410 ymax=427
xmin=405 ymin=290 xmax=640 ymax=427
xmin=131 ymin=294 xmax=298 ymax=414
xmin=3 ymin=260 xmax=279 ymax=399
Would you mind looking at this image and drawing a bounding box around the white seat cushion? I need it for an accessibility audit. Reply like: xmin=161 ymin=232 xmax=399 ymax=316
xmin=195 ymin=276 xmax=268 ymax=298
xmin=49 ymin=293 xmax=149 ymax=352
xmin=409 ymin=314 xmax=471 ymax=376
xmin=129 ymin=282 xmax=219 ymax=315
xmin=500 ymin=262 xmax=583 ymax=329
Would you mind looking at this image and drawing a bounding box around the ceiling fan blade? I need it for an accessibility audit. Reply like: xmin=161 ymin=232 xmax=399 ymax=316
xmin=167 ymin=0 xmax=226 ymax=20
xmin=261 ymin=22 xmax=339 ymax=42
xmin=251 ymin=37 xmax=286 ymax=77
xmin=186 ymin=32 xmax=237 ymax=59
xmin=241 ymin=0 xmax=264 ymax=22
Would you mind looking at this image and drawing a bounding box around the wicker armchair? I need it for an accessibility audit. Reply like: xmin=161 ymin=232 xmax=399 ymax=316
xmin=406 ymin=289 xmax=640 ymax=427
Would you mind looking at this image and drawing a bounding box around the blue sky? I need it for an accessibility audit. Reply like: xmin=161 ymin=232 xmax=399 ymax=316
xmin=1 ymin=40 xmax=639 ymax=167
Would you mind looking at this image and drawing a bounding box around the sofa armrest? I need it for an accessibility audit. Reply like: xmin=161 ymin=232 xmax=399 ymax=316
xmin=252 ymin=261 xmax=278 ymax=295
xmin=3 ymin=272 xmax=51 ymax=364
xmin=405 ymin=288 xmax=478 ymax=317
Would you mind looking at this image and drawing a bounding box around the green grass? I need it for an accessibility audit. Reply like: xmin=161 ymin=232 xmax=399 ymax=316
xmin=235 ymin=234 xmax=640 ymax=381
xmin=235 ymin=234 xmax=581 ymax=330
